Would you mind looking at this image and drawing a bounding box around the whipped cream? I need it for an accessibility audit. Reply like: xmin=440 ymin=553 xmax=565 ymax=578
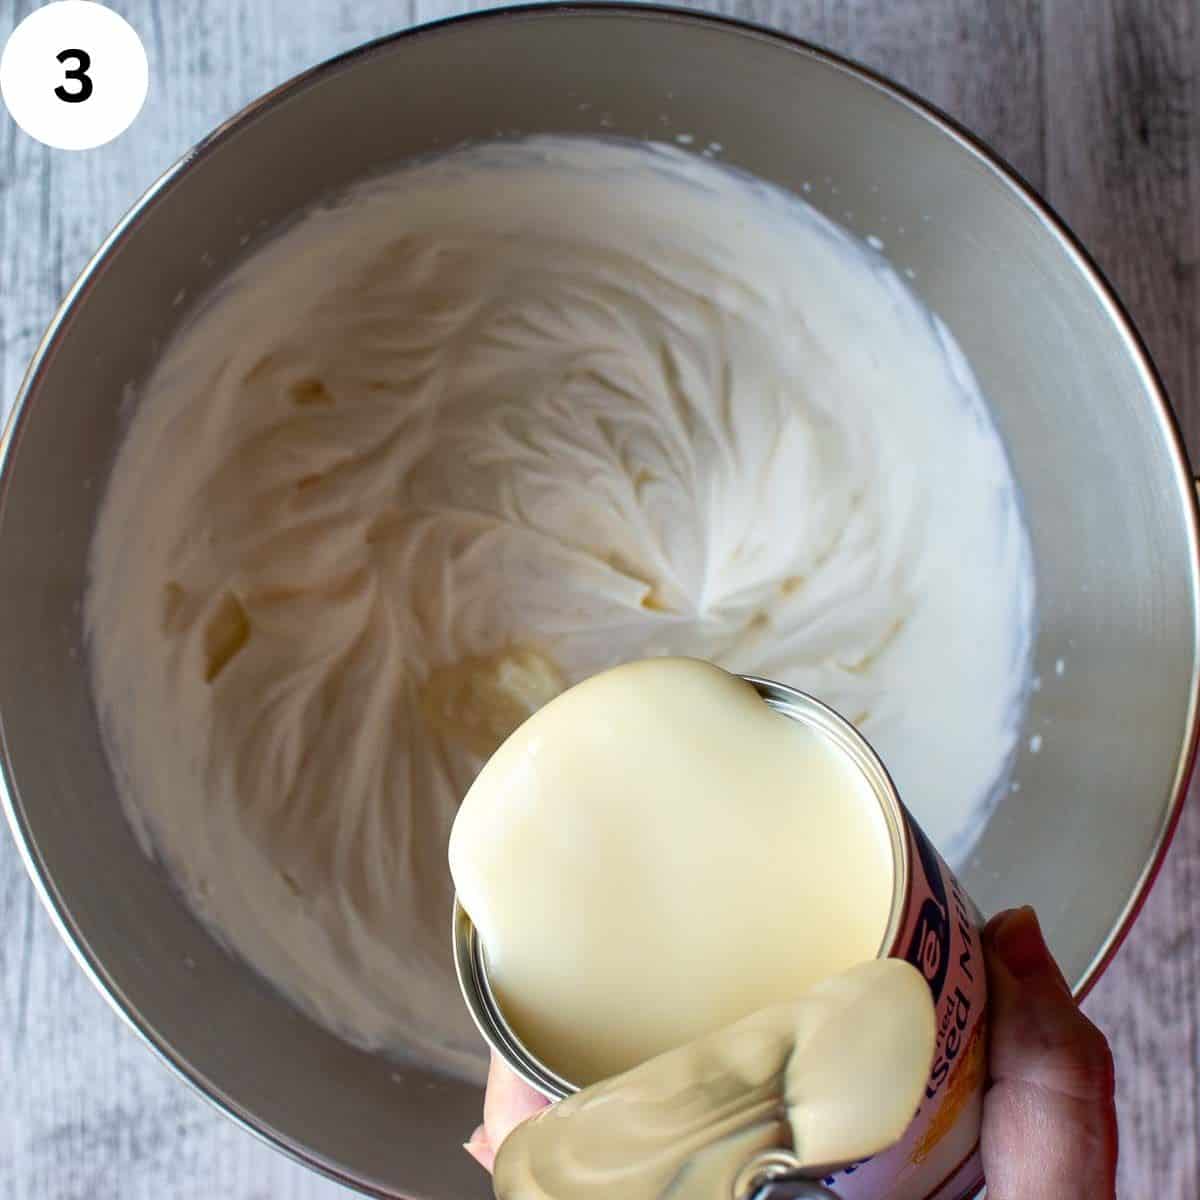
xmin=86 ymin=138 xmax=1033 ymax=1077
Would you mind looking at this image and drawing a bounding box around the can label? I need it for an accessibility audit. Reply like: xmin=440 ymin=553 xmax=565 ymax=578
xmin=819 ymin=808 xmax=987 ymax=1200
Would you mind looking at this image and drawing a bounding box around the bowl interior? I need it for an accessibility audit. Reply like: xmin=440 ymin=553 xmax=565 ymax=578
xmin=1 ymin=9 xmax=1196 ymax=1199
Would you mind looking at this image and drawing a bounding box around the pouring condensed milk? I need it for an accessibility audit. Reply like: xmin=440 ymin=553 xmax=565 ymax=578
xmin=449 ymin=658 xmax=988 ymax=1200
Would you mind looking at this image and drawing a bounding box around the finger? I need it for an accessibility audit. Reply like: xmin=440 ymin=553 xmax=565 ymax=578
xmin=463 ymin=1124 xmax=491 ymax=1171
xmin=484 ymin=1051 xmax=552 ymax=1148
xmin=981 ymin=907 xmax=1118 ymax=1200
xmin=463 ymin=1052 xmax=552 ymax=1173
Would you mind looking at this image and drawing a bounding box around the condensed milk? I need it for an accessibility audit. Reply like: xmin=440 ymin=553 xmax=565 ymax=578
xmin=493 ymin=959 xmax=938 ymax=1200
xmin=449 ymin=658 xmax=897 ymax=1085
xmin=450 ymin=658 xmax=988 ymax=1199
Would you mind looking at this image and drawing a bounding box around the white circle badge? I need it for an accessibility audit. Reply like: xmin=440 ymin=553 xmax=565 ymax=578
xmin=1 ymin=2 xmax=149 ymax=150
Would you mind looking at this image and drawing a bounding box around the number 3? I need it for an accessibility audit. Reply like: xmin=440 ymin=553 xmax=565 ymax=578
xmin=55 ymin=48 xmax=93 ymax=104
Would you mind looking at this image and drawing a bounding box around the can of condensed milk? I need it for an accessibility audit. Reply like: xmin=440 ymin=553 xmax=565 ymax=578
xmin=452 ymin=677 xmax=987 ymax=1200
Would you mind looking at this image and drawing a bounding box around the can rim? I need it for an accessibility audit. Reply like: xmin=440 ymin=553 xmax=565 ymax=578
xmin=451 ymin=674 xmax=913 ymax=1100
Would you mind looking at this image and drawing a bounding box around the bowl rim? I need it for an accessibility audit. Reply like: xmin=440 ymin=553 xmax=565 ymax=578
xmin=2 ymin=4 xmax=1197 ymax=1197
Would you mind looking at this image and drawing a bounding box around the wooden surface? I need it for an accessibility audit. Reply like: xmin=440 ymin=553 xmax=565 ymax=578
xmin=1 ymin=1 xmax=1197 ymax=1196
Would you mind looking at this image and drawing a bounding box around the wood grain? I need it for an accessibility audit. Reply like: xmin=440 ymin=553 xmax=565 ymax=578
xmin=827 ymin=0 xmax=1046 ymax=190
xmin=1040 ymin=3 xmax=1200 ymax=1196
xmin=1 ymin=2 xmax=1196 ymax=1197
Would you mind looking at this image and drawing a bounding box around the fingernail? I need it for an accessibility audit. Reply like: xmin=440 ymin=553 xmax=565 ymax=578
xmin=463 ymin=1123 xmax=488 ymax=1167
xmin=988 ymin=906 xmax=1056 ymax=981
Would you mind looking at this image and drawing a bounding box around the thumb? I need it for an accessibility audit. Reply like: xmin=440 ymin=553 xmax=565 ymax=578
xmin=463 ymin=1052 xmax=551 ymax=1172
xmin=980 ymin=907 xmax=1118 ymax=1200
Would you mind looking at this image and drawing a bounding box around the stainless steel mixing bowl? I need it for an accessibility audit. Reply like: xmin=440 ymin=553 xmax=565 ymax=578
xmin=1 ymin=6 xmax=1196 ymax=1199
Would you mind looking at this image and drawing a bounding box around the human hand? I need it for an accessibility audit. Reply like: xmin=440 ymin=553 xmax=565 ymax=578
xmin=465 ymin=905 xmax=1118 ymax=1200
xmin=981 ymin=906 xmax=1117 ymax=1199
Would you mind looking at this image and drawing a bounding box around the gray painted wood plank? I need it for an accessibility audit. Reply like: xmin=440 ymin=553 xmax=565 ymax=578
xmin=1041 ymin=2 xmax=1200 ymax=1196
xmin=1 ymin=2 xmax=1195 ymax=1197
xmin=828 ymin=0 xmax=1045 ymax=191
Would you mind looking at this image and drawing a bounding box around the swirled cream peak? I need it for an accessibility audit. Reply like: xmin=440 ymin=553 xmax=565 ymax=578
xmin=86 ymin=137 xmax=1032 ymax=1071
xmin=493 ymin=959 xmax=937 ymax=1200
